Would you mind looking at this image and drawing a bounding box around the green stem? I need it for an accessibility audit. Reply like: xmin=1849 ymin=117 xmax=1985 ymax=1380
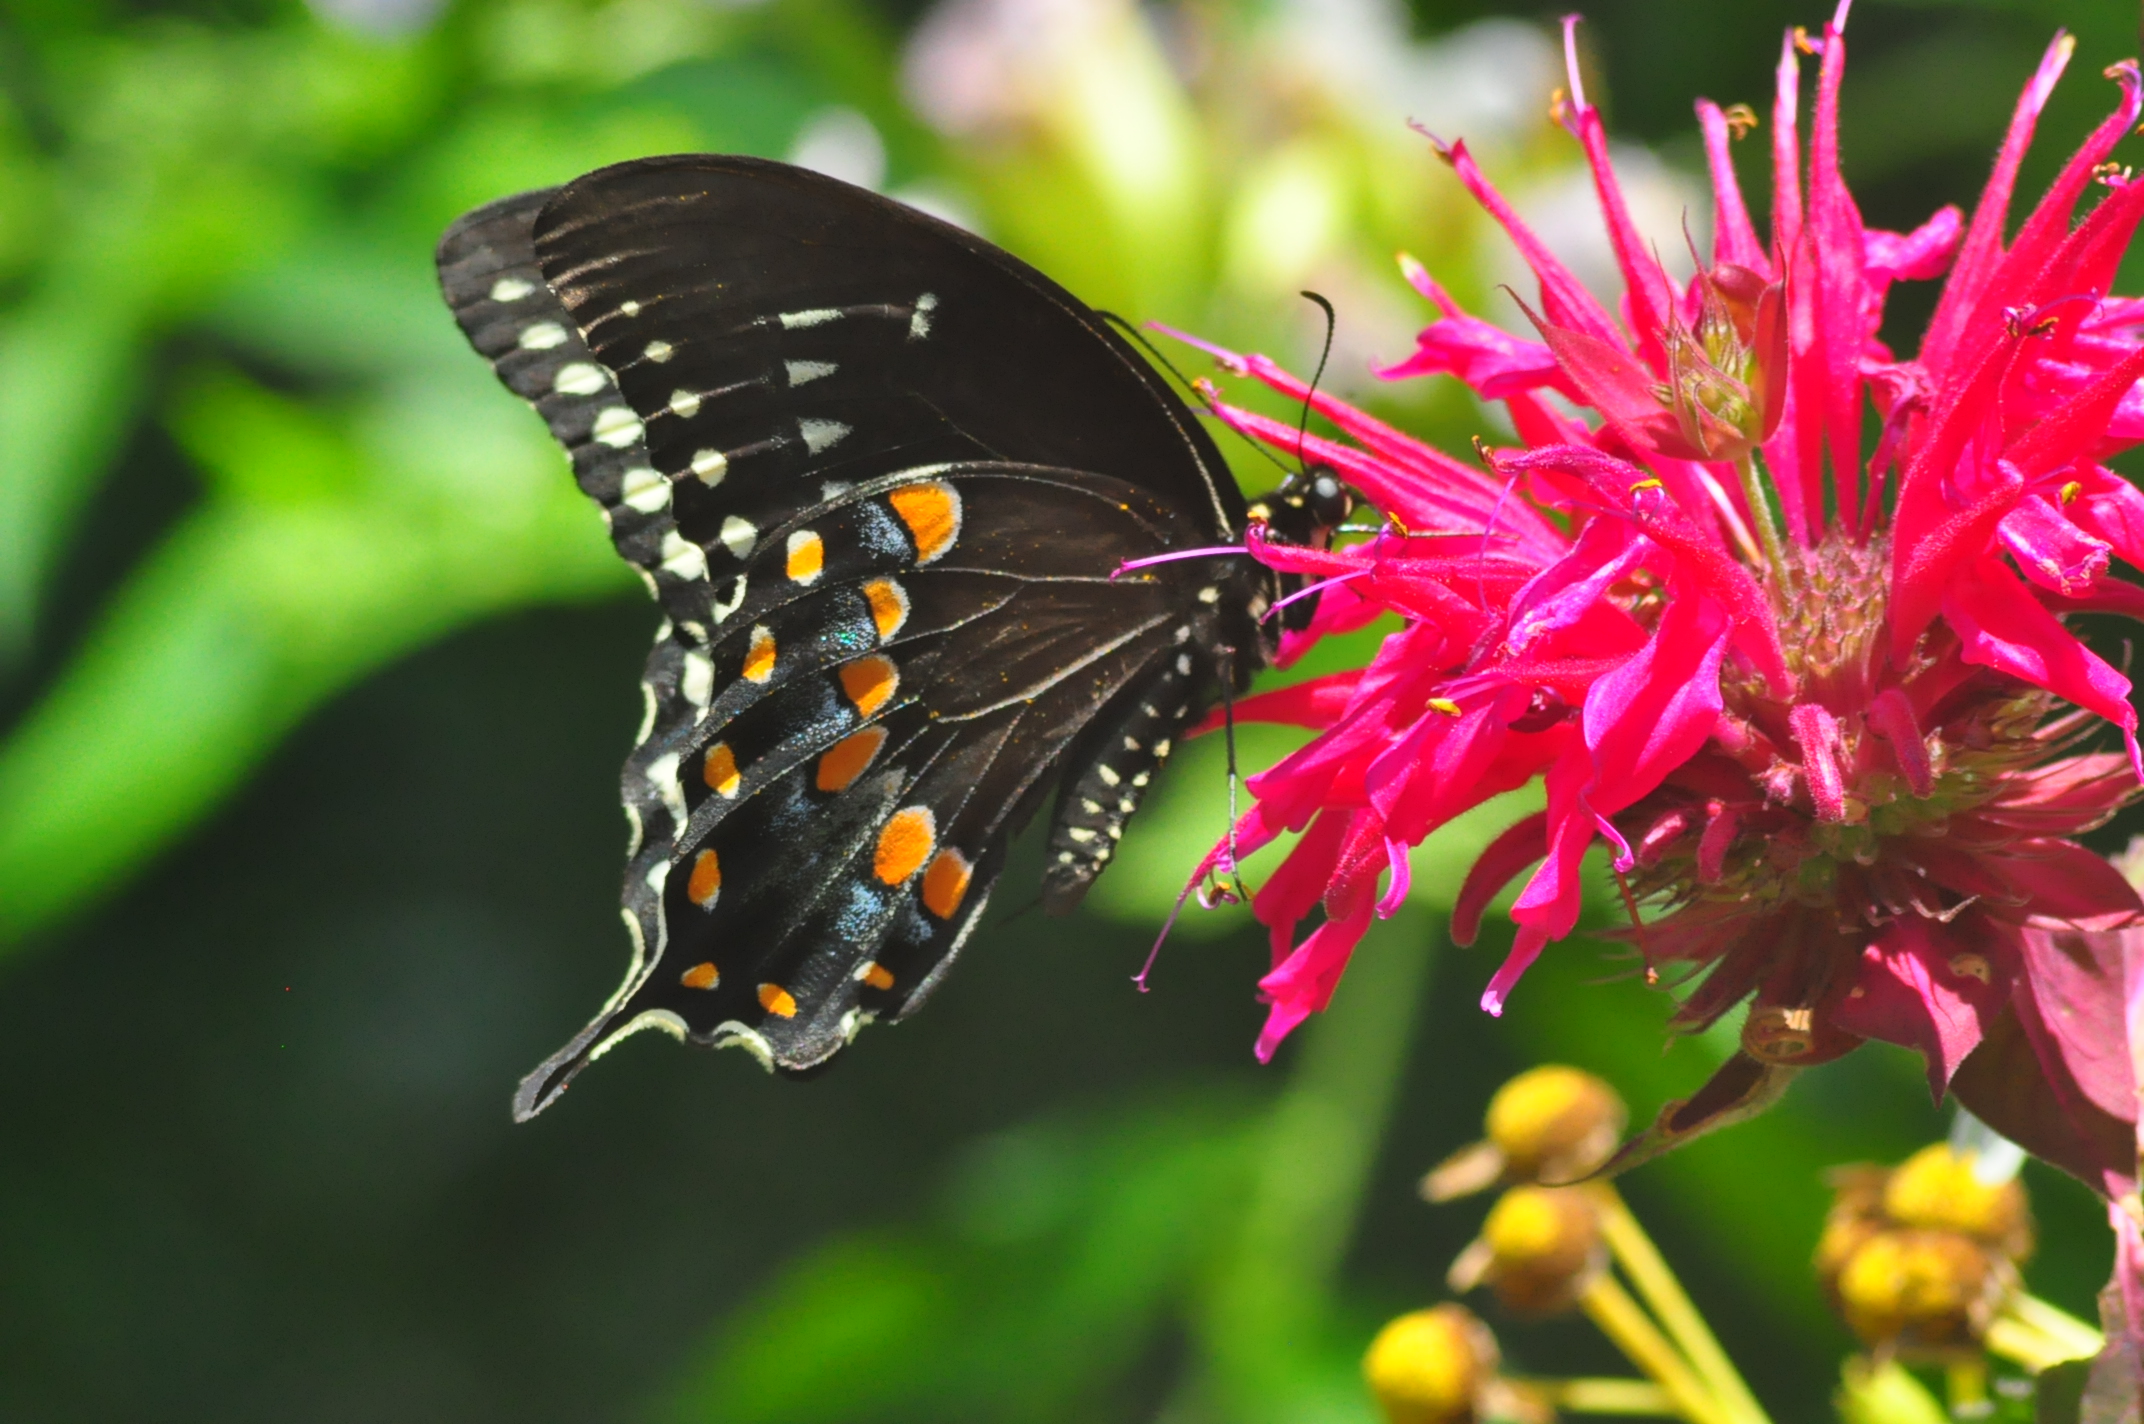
xmin=1534 ymin=1377 xmax=1679 ymax=1416
xmin=1579 ymin=1275 xmax=1731 ymax=1424
xmin=1734 ymin=452 xmax=1794 ymax=594
xmin=1192 ymin=915 xmax=1443 ymax=1423
xmin=1592 ymin=1187 xmax=1774 ymax=1424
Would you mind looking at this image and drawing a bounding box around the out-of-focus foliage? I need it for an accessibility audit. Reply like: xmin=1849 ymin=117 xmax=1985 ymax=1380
xmin=0 ymin=1 xmax=2137 ymax=1421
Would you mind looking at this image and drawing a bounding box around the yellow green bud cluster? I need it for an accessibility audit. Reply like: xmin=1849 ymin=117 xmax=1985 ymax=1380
xmin=1816 ymin=1144 xmax=2032 ymax=1357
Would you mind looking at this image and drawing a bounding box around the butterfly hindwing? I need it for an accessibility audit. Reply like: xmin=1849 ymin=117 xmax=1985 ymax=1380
xmin=440 ymin=159 xmax=1278 ymax=1116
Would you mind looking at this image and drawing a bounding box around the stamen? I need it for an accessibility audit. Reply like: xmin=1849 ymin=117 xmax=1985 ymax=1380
xmin=1559 ymin=14 xmax=1589 ymax=115
xmin=1113 ymin=545 xmax=1248 ymax=577
xmin=1267 ymin=568 xmax=1368 ymax=619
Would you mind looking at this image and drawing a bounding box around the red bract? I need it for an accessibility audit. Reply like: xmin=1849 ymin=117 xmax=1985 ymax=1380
xmin=1188 ymin=10 xmax=2144 ymax=1191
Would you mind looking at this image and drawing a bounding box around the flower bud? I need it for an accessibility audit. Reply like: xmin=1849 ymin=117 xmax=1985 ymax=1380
xmin=1363 ymin=1304 xmax=1499 ymax=1424
xmin=1834 ymin=1229 xmax=2003 ymax=1352
xmin=1422 ymin=1066 xmax=1626 ymax=1201
xmin=1451 ymin=1185 xmax=1604 ymax=1315
xmin=1882 ymin=1144 xmax=2033 ymax=1261
xmin=1486 ymin=1065 xmax=1626 ymax=1183
xmin=1814 ymin=1165 xmax=1891 ymax=1306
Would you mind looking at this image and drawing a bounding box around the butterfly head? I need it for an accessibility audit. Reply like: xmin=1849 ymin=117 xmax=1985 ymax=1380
xmin=1247 ymin=464 xmax=1355 ymax=633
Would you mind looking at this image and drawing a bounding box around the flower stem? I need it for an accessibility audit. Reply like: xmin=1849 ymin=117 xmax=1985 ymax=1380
xmin=1579 ymin=1274 xmax=1732 ymax=1424
xmin=1945 ymin=1357 xmax=1988 ymax=1415
xmin=1985 ymin=1292 xmax=2104 ymax=1372
xmin=1190 ymin=917 xmax=1442 ymax=1423
xmin=1733 ymin=453 xmax=1794 ymax=590
xmin=1534 ymin=1378 xmax=1679 ymax=1416
xmin=1591 ymin=1186 xmax=1774 ymax=1424
xmin=2005 ymin=1292 xmax=2104 ymax=1358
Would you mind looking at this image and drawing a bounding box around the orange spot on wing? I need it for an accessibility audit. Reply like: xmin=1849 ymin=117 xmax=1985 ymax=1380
xmin=839 ymin=655 xmax=899 ymax=716
xmin=742 ymin=626 xmax=776 ymax=683
xmin=874 ymin=806 xmax=936 ymax=885
xmin=687 ymin=849 xmax=722 ymax=907
xmin=785 ymin=530 xmax=824 ymax=584
xmin=702 ymin=742 xmax=741 ymax=797
xmin=922 ymin=847 xmax=973 ymax=919
xmin=758 ymin=983 xmax=798 ymax=1018
xmin=679 ymin=961 xmax=719 ymax=990
xmin=887 ymin=482 xmax=961 ymax=563
xmin=861 ymin=961 xmax=895 ymax=991
xmin=816 ymin=727 xmax=887 ymax=793
xmin=862 ymin=578 xmax=909 ymax=640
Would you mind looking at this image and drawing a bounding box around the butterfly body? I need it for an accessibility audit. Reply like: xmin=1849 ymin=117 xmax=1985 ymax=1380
xmin=438 ymin=156 xmax=1291 ymax=1118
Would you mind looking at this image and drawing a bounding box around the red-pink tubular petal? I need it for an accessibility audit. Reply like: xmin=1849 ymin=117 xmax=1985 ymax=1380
xmin=1866 ymin=687 xmax=1934 ymax=796
xmin=1999 ymin=839 xmax=2143 ymax=930
xmin=1376 ymin=837 xmax=1412 ymax=917
xmin=1827 ymin=919 xmax=2014 ymax=1097
xmin=1863 ymin=207 xmax=1963 ymax=283
xmin=1197 ymin=673 xmax=1362 ymax=734
xmin=1521 ymin=308 xmax=1708 ymax=461
xmin=1789 ymin=703 xmax=1849 ymax=822
xmin=1951 ymin=991 xmax=2138 ymax=1198
xmin=1921 ymin=31 xmax=2076 ymax=375
xmin=1501 ymin=444 xmax=1791 ymax=694
xmin=1439 ymin=136 xmax=1626 ymax=347
xmin=1504 ymin=752 xmax=1599 ymax=994
xmin=1892 ymin=456 xmax=2026 ymax=659
xmin=2007 ymin=345 xmax=2144 ymax=481
xmin=1696 ymin=99 xmax=1769 ymax=275
xmin=1935 ymin=59 xmax=2143 ymax=391
xmin=1452 ymin=812 xmax=1548 ymax=948
xmin=1254 ymin=896 xmax=1375 ymax=1061
xmin=1804 ymin=17 xmax=1871 ymax=531
xmin=2071 ymin=466 xmax=2144 ymax=570
xmin=1481 ymin=925 xmax=1549 ymax=1017
xmin=1771 ymin=27 xmax=1805 ymax=270
xmin=2016 ymin=926 xmax=2138 ymax=1126
xmin=1381 ymin=267 xmax=1573 ymax=400
xmin=1565 ymin=98 xmax=1676 ymax=370
xmin=1696 ymin=800 xmax=1741 ymax=882
xmin=1503 ymin=519 xmax=1652 ymax=655
xmin=1999 ymin=494 xmax=2112 ymax=597
xmin=1943 ymin=557 xmax=2142 ymax=775
xmin=1251 ymin=807 xmax=1350 ymax=957
xmin=1584 ymin=592 xmax=1731 ymax=816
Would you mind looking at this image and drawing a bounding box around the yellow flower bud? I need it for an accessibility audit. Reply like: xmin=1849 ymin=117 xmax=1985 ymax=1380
xmin=1458 ymin=1185 xmax=1604 ymax=1315
xmin=1484 ymin=1066 xmax=1626 ymax=1184
xmin=1882 ymin=1144 xmax=2032 ymax=1261
xmin=1363 ymin=1305 xmax=1498 ymax=1424
xmin=1834 ymin=1229 xmax=2002 ymax=1352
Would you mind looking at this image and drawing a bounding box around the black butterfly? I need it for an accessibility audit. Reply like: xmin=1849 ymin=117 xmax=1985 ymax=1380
xmin=436 ymin=155 xmax=1349 ymax=1119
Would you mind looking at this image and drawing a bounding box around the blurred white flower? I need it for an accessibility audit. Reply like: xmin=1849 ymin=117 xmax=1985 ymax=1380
xmin=788 ymin=108 xmax=888 ymax=191
xmin=1270 ymin=6 xmax=1558 ymax=149
xmin=307 ymin=0 xmax=445 ymax=38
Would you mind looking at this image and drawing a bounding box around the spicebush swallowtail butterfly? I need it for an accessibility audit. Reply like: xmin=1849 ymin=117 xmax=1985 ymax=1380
xmin=437 ymin=155 xmax=1349 ymax=1119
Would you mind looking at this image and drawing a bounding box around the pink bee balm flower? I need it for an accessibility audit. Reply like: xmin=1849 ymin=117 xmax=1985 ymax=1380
xmin=1188 ymin=8 xmax=2144 ymax=1187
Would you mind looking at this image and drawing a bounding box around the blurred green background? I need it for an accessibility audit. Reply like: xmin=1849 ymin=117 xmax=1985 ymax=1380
xmin=0 ymin=0 xmax=2136 ymax=1418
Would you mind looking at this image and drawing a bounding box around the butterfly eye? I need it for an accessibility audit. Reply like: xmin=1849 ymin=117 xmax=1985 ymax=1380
xmin=1306 ymin=470 xmax=1353 ymax=528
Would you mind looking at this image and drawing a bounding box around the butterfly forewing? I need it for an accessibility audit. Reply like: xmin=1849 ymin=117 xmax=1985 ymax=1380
xmin=439 ymin=158 xmax=1275 ymax=1117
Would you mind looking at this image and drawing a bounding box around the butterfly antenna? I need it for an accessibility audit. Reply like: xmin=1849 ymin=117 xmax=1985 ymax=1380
xmin=1295 ymin=290 xmax=1338 ymax=473
xmin=1099 ymin=310 xmax=1204 ymax=400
